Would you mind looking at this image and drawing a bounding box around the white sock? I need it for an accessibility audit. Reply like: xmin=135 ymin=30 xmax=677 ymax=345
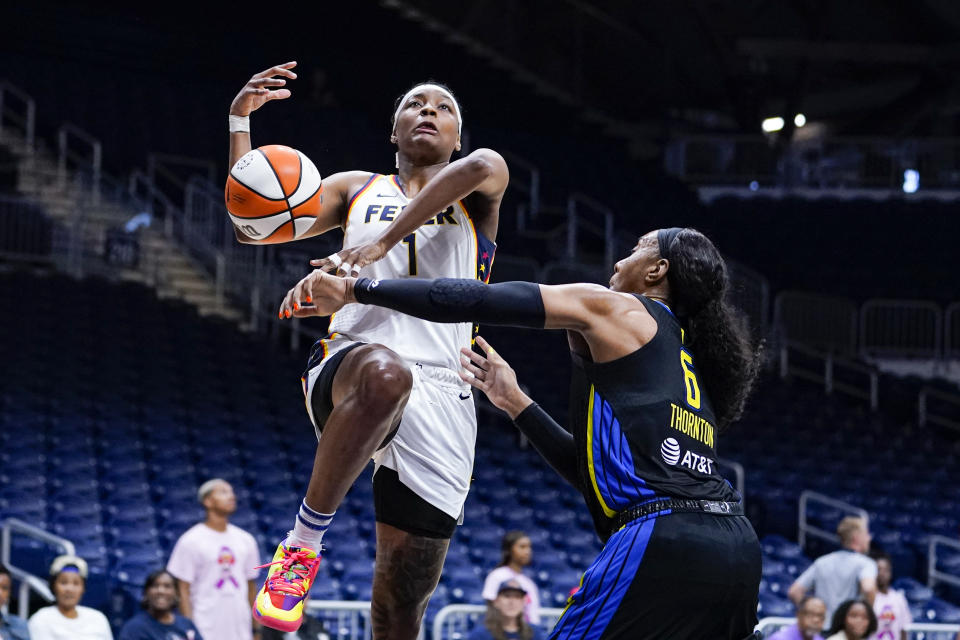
xmin=286 ymin=500 xmax=334 ymax=551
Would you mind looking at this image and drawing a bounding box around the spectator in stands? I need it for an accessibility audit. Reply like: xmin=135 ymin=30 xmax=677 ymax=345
xmin=469 ymin=580 xmax=543 ymax=640
xmin=27 ymin=555 xmax=112 ymax=639
xmin=167 ymin=479 xmax=260 ymax=640
xmin=767 ymin=595 xmax=827 ymax=640
xmin=0 ymin=564 xmax=30 ymax=640
xmin=118 ymin=569 xmax=202 ymax=640
xmin=824 ymin=599 xmax=877 ymax=640
xmin=481 ymin=532 xmax=540 ymax=625
xmin=788 ymin=517 xmax=877 ymax=620
xmin=869 ymin=551 xmax=910 ymax=640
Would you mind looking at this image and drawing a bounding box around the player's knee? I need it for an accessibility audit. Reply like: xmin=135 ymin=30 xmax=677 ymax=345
xmin=355 ymin=353 xmax=412 ymax=412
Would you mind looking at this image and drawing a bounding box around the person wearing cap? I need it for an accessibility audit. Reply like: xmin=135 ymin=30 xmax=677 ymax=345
xmin=27 ymin=555 xmax=112 ymax=639
xmin=468 ymin=579 xmax=543 ymax=640
xmin=166 ymin=479 xmax=259 ymax=640
xmin=0 ymin=564 xmax=31 ymax=640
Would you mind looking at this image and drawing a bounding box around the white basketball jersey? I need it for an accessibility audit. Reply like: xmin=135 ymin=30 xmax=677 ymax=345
xmin=329 ymin=174 xmax=496 ymax=369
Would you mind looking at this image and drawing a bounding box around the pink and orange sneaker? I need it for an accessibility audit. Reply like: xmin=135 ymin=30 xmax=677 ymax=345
xmin=252 ymin=541 xmax=322 ymax=632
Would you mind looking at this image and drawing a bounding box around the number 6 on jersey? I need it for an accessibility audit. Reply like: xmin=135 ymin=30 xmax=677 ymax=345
xmin=680 ymin=349 xmax=701 ymax=410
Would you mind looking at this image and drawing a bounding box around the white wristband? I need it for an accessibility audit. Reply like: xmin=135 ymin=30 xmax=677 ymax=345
xmin=228 ymin=114 xmax=250 ymax=133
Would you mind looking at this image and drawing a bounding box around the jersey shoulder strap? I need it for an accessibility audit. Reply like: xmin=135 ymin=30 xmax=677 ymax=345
xmin=345 ymin=173 xmax=383 ymax=221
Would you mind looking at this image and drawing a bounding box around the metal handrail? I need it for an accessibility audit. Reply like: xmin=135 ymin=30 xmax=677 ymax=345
xmin=919 ymin=386 xmax=960 ymax=432
xmin=432 ymin=603 xmax=566 ymax=639
xmin=772 ymin=290 xmax=858 ymax=354
xmin=147 ymin=152 xmax=217 ymax=194
xmin=57 ymin=122 xmax=102 ymax=203
xmin=500 ymin=150 xmax=541 ymax=225
xmin=717 ymin=457 xmax=745 ymax=507
xmin=928 ymin=535 xmax=960 ymax=589
xmin=566 ymin=192 xmax=615 ymax=266
xmin=0 ymin=81 xmax=36 ymax=151
xmin=1 ymin=518 xmax=76 ymax=619
xmin=304 ymin=600 xmax=427 ymax=640
xmin=756 ymin=617 xmax=960 ymax=636
xmin=779 ymin=341 xmax=879 ymax=410
xmin=797 ymin=490 xmax=869 ymax=549
xmin=946 ymin=302 xmax=960 ymax=358
xmin=860 ymin=298 xmax=942 ymax=358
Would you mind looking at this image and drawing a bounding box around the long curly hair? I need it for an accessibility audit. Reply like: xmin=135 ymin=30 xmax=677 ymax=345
xmin=662 ymin=228 xmax=761 ymax=431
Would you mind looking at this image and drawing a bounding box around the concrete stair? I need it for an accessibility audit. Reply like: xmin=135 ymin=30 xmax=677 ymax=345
xmin=5 ymin=134 xmax=245 ymax=324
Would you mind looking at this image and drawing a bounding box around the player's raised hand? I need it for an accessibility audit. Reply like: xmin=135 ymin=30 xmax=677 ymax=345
xmin=459 ymin=336 xmax=533 ymax=419
xmin=278 ymin=269 xmax=352 ymax=319
xmin=310 ymin=240 xmax=388 ymax=277
xmin=230 ymin=61 xmax=297 ymax=117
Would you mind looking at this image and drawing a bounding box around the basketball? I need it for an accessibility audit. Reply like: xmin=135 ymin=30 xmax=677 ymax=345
xmin=225 ymin=144 xmax=322 ymax=242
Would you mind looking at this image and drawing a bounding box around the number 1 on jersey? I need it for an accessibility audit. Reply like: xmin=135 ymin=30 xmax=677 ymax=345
xmin=680 ymin=349 xmax=701 ymax=410
xmin=402 ymin=233 xmax=417 ymax=276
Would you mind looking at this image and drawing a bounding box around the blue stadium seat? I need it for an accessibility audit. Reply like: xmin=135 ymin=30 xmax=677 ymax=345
xmin=894 ymin=577 xmax=934 ymax=603
xmin=758 ymin=594 xmax=795 ymax=618
xmin=3 ymin=271 xmax=960 ymax=620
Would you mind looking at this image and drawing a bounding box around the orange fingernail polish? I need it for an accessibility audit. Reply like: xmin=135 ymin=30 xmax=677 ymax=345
xmin=306 ymin=296 xmax=312 ymax=303
xmin=294 ymin=303 xmax=299 ymax=310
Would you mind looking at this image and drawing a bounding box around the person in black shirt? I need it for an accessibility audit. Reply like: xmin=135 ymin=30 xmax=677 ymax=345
xmin=280 ymin=227 xmax=763 ymax=639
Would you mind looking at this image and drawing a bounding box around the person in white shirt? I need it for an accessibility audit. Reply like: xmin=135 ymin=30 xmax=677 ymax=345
xmin=28 ymin=555 xmax=112 ymax=640
xmin=869 ymin=551 xmax=911 ymax=640
xmin=167 ymin=479 xmax=260 ymax=640
xmin=481 ymin=531 xmax=540 ymax=625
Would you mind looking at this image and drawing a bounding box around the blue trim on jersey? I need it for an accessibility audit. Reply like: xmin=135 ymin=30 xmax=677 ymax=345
xmin=549 ymin=517 xmax=657 ymax=640
xmin=347 ymin=174 xmax=379 ymax=211
xmin=591 ymin=391 xmax=654 ymax=513
xmin=391 ymin=174 xmax=406 ymax=196
xmin=651 ymin=298 xmax=675 ymax=317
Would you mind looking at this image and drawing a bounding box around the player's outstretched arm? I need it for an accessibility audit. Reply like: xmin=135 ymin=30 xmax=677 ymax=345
xmin=463 ymin=337 xmax=580 ymax=489
xmin=311 ymin=148 xmax=508 ymax=276
xmin=227 ymin=62 xmax=373 ymax=246
xmin=280 ymin=272 xmax=655 ymax=362
xmin=228 ymin=62 xmax=297 ymax=167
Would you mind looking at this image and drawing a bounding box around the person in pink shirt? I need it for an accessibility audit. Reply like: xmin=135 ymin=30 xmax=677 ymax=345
xmin=481 ymin=531 xmax=540 ymax=625
xmin=869 ymin=552 xmax=911 ymax=640
xmin=167 ymin=479 xmax=260 ymax=640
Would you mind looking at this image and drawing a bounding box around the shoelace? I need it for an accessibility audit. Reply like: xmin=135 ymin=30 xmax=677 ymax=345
xmin=256 ymin=550 xmax=317 ymax=597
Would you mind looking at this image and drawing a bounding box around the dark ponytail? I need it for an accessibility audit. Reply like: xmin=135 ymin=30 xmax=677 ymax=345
xmin=663 ymin=229 xmax=761 ymax=431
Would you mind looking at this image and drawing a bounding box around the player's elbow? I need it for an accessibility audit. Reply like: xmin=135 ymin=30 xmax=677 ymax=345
xmin=466 ymin=148 xmax=504 ymax=180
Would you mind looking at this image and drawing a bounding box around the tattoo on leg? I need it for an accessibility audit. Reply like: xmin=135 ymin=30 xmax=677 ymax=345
xmin=371 ymin=531 xmax=449 ymax=640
